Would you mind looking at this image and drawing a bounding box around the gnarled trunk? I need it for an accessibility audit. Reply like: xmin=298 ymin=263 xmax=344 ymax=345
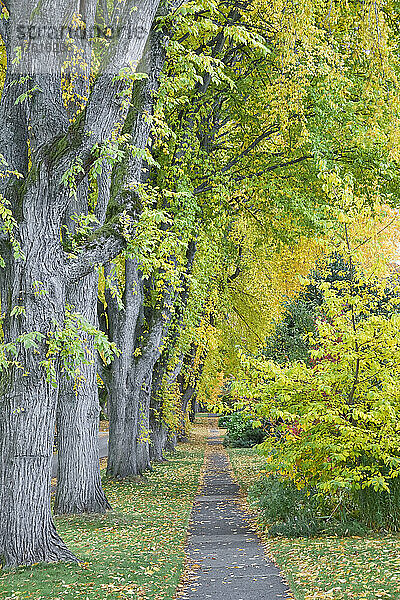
xmin=0 ymin=373 xmax=76 ymax=566
xmin=105 ymin=259 xmax=143 ymax=478
xmin=0 ymin=0 xmax=160 ymax=567
xmin=54 ymin=273 xmax=111 ymax=515
xmin=106 ymin=25 xmax=169 ymax=478
xmin=0 ymin=210 xmax=76 ymax=566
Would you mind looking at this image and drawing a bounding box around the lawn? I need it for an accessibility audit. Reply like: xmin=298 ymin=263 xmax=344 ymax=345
xmin=0 ymin=419 xmax=208 ymax=600
xmin=228 ymin=446 xmax=400 ymax=600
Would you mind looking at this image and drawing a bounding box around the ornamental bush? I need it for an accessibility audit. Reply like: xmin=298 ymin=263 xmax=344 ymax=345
xmin=218 ymin=412 xmax=266 ymax=448
xmin=249 ymin=474 xmax=370 ymax=537
xmin=236 ymin=268 xmax=400 ymax=529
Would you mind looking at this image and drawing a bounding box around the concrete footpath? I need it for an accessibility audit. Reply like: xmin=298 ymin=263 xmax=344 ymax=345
xmin=180 ymin=416 xmax=292 ymax=600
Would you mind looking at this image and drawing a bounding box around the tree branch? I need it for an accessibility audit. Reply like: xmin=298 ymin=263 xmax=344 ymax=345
xmin=66 ymin=228 xmax=126 ymax=283
xmin=193 ymin=154 xmax=313 ymax=195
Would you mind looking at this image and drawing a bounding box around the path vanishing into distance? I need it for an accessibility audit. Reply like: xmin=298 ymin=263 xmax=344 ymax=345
xmin=180 ymin=415 xmax=292 ymax=600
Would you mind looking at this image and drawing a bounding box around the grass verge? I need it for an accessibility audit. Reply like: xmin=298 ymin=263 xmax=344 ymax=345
xmin=0 ymin=419 xmax=208 ymax=600
xmin=228 ymin=446 xmax=400 ymax=600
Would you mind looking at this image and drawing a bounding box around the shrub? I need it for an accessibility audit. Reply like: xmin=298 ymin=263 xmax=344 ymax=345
xmin=219 ymin=412 xmax=266 ymax=448
xmin=218 ymin=414 xmax=231 ymax=428
xmin=354 ymin=476 xmax=400 ymax=530
xmin=249 ymin=475 xmax=322 ymax=535
xmin=250 ymin=475 xmax=369 ymax=537
xmin=236 ymin=270 xmax=400 ymax=528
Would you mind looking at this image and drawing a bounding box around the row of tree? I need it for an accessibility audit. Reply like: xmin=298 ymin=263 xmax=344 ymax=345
xmin=0 ymin=0 xmax=399 ymax=567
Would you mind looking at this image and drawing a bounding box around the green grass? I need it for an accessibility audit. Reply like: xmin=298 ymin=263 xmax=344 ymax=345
xmin=228 ymin=446 xmax=400 ymax=600
xmin=0 ymin=422 xmax=208 ymax=600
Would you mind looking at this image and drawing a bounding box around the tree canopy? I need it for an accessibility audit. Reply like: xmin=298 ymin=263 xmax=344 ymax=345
xmin=1 ymin=0 xmax=400 ymax=567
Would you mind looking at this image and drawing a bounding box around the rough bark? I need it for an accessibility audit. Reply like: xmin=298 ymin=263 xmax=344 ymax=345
xmin=53 ymin=3 xmax=111 ymax=515
xmin=105 ymin=23 xmax=170 ymax=478
xmin=0 ymin=208 xmax=76 ymax=566
xmin=106 ymin=272 xmax=172 ymax=477
xmin=105 ymin=259 xmax=144 ymax=478
xmin=0 ymin=0 xmax=160 ymax=567
xmin=0 ymin=22 xmax=76 ymax=555
xmin=54 ymin=272 xmax=111 ymax=515
xmin=149 ymin=411 xmax=168 ymax=461
xmin=127 ymin=358 xmax=154 ymax=475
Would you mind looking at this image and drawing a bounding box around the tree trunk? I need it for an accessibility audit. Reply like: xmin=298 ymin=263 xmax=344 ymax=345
xmin=165 ymin=433 xmax=177 ymax=452
xmin=0 ymin=211 xmax=77 ymax=566
xmin=0 ymin=0 xmax=160 ymax=567
xmin=178 ymin=384 xmax=195 ymax=441
xmin=0 ymin=373 xmax=76 ymax=566
xmin=149 ymin=359 xmax=169 ymax=461
xmin=138 ymin=374 xmax=153 ymax=472
xmin=54 ymin=273 xmax=111 ymax=514
xmin=106 ymin=360 xmax=136 ymax=478
xmin=149 ymin=412 xmax=168 ymax=461
xmin=54 ymin=164 xmax=112 ymax=514
xmin=106 ymin=24 xmax=170 ymax=477
xmin=189 ymin=394 xmax=198 ymax=423
xmin=105 ymin=258 xmax=144 ymax=478
xmin=107 ymin=302 xmax=170 ymax=477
